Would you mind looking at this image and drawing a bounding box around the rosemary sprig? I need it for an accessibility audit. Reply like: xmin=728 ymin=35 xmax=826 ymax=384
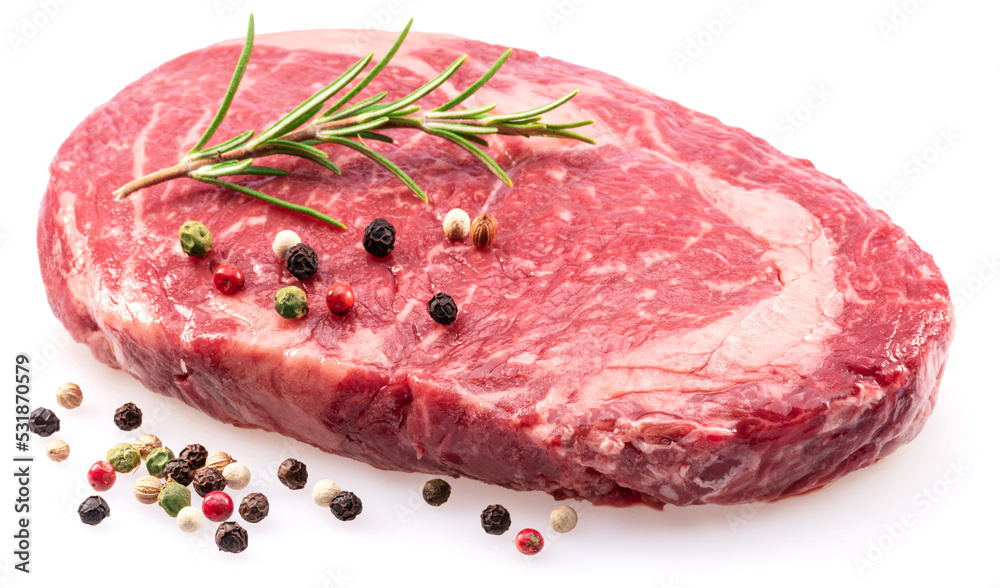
xmin=113 ymin=16 xmax=594 ymax=228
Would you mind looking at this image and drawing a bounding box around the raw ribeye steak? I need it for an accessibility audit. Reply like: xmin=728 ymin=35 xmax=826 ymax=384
xmin=37 ymin=28 xmax=954 ymax=506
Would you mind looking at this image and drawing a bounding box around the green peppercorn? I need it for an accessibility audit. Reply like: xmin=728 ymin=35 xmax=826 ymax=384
xmin=157 ymin=479 xmax=191 ymax=517
xmin=146 ymin=446 xmax=175 ymax=478
xmin=274 ymin=286 xmax=308 ymax=319
xmin=178 ymin=220 xmax=213 ymax=257
xmin=422 ymin=479 xmax=451 ymax=507
xmin=106 ymin=443 xmax=141 ymax=473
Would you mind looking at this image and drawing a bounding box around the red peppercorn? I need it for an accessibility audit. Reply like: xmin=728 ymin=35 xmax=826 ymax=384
xmin=325 ymin=282 xmax=355 ymax=315
xmin=88 ymin=461 xmax=116 ymax=492
xmin=202 ymin=490 xmax=234 ymax=522
xmin=213 ymin=264 xmax=245 ymax=295
xmin=514 ymin=528 xmax=544 ymax=555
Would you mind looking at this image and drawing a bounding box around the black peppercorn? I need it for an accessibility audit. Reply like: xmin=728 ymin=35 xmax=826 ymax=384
xmin=215 ymin=521 xmax=249 ymax=553
xmin=422 ymin=479 xmax=452 ymax=507
xmin=363 ymin=218 xmax=395 ymax=258
xmin=277 ymin=458 xmax=308 ymax=490
xmin=329 ymin=491 xmax=363 ymax=521
xmin=481 ymin=504 xmax=511 ymax=535
xmin=284 ymin=243 xmax=319 ymax=280
xmin=192 ymin=467 xmax=227 ymax=497
xmin=163 ymin=459 xmax=195 ymax=486
xmin=113 ymin=402 xmax=142 ymax=431
xmin=239 ymin=492 xmax=270 ymax=523
xmin=428 ymin=292 xmax=458 ymax=325
xmin=78 ymin=495 xmax=111 ymax=526
xmin=179 ymin=443 xmax=208 ymax=469
xmin=28 ymin=407 xmax=60 ymax=437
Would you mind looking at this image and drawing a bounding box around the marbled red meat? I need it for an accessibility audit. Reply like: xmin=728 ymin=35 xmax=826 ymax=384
xmin=37 ymin=29 xmax=954 ymax=506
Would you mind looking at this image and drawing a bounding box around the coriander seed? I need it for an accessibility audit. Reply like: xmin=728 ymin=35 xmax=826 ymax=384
xmin=277 ymin=458 xmax=308 ymax=490
xmin=216 ymin=521 xmax=249 ymax=554
xmin=133 ymin=476 xmax=163 ymax=505
xmin=45 ymin=439 xmax=70 ymax=462
xmin=132 ymin=434 xmax=162 ymax=459
xmin=107 ymin=443 xmax=142 ymax=473
xmin=146 ymin=446 xmax=174 ymax=478
xmin=55 ymin=382 xmax=83 ymax=409
xmin=113 ymin=402 xmax=142 ymax=431
xmin=206 ymin=451 xmax=235 ymax=471
xmin=442 ymin=208 xmax=470 ymax=240
xmin=422 ymin=479 xmax=451 ymax=507
xmin=470 ymin=213 xmax=497 ymax=249
xmin=222 ymin=462 xmax=251 ymax=490
xmin=312 ymin=480 xmax=342 ymax=507
xmin=239 ymin=492 xmax=269 ymax=523
xmin=177 ymin=506 xmax=204 ymax=533
xmin=158 ymin=479 xmax=191 ymax=517
xmin=78 ymin=496 xmax=110 ymax=526
xmin=549 ymin=505 xmax=578 ymax=533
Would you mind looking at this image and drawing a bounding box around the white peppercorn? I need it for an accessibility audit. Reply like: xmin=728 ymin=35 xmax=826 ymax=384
xmin=442 ymin=208 xmax=470 ymax=240
xmin=221 ymin=462 xmax=251 ymax=490
xmin=177 ymin=506 xmax=204 ymax=533
xmin=311 ymin=479 xmax=342 ymax=507
xmin=272 ymin=230 xmax=302 ymax=261
xmin=549 ymin=505 xmax=578 ymax=533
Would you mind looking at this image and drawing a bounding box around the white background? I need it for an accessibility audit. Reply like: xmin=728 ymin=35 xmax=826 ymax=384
xmin=1 ymin=0 xmax=997 ymax=586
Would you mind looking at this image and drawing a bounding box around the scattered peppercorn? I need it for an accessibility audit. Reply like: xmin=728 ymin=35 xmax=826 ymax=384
xmin=28 ymin=407 xmax=60 ymax=437
xmin=177 ymin=506 xmax=204 ymax=533
xmin=443 ymin=208 xmax=471 ymax=240
xmin=428 ymin=292 xmax=458 ymax=325
xmin=206 ymin=451 xmax=236 ymax=471
xmin=163 ymin=459 xmax=195 ymax=486
xmin=193 ymin=467 xmax=227 ymax=497
xmin=202 ymin=490 xmax=235 ymax=522
xmin=179 ymin=220 xmax=213 ymax=257
xmin=422 ymin=479 xmax=451 ymax=507
xmin=179 ymin=443 xmax=208 ymax=469
xmin=480 ymin=504 xmax=511 ymax=535
xmin=329 ymin=491 xmax=363 ymax=521
xmin=132 ymin=434 xmax=162 ymax=459
xmin=325 ymin=282 xmax=355 ymax=315
xmin=78 ymin=496 xmax=111 ymax=526
xmin=549 ymin=505 xmax=578 ymax=533
xmin=133 ymin=476 xmax=163 ymax=505
xmin=55 ymin=382 xmax=83 ymax=409
xmin=213 ymin=263 xmax=245 ymax=294
xmin=88 ymin=461 xmax=116 ymax=492
xmin=239 ymin=492 xmax=270 ymax=523
xmin=470 ymin=213 xmax=497 ymax=249
xmin=113 ymin=402 xmax=142 ymax=431
xmin=274 ymin=286 xmax=309 ymax=319
xmin=106 ymin=443 xmax=141 ymax=473
xmin=216 ymin=521 xmax=249 ymax=553
xmin=277 ymin=458 xmax=308 ymax=490
xmin=514 ymin=528 xmax=544 ymax=555
xmin=272 ymin=229 xmax=302 ymax=261
xmin=45 ymin=439 xmax=70 ymax=462
xmin=157 ymin=479 xmax=191 ymax=517
xmin=363 ymin=218 xmax=396 ymax=258
xmin=222 ymin=462 xmax=251 ymax=490
xmin=146 ymin=446 xmax=175 ymax=478
xmin=285 ymin=243 xmax=319 ymax=280
xmin=312 ymin=480 xmax=342 ymax=507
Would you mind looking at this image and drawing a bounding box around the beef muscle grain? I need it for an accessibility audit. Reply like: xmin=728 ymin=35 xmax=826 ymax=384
xmin=37 ymin=29 xmax=954 ymax=506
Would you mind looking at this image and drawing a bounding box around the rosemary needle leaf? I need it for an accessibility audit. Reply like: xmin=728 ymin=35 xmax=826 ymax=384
xmin=321 ymin=18 xmax=414 ymax=117
xmin=424 ymin=103 xmax=497 ymax=120
xmin=197 ymin=177 xmax=345 ymax=228
xmin=191 ymin=158 xmax=254 ymax=178
xmin=427 ymin=128 xmax=512 ymax=186
xmin=234 ymin=166 xmax=290 ymax=176
xmin=542 ymin=119 xmax=595 ymax=130
xmin=316 ymin=117 xmax=390 ymax=138
xmin=189 ymin=14 xmax=255 ymax=154
xmin=189 ymin=129 xmax=255 ymax=161
xmin=358 ymin=131 xmax=394 ymax=143
xmin=423 ymin=121 xmax=498 ymax=135
xmin=434 ymin=49 xmax=512 ymax=112
xmin=360 ymin=56 xmax=467 ymax=121
xmin=325 ymin=136 xmax=426 ymax=202
xmin=316 ymin=92 xmax=388 ymax=123
xmin=258 ymin=140 xmax=341 ymax=174
xmin=249 ymin=52 xmax=375 ymax=148
xmin=483 ymin=90 xmax=581 ymax=124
